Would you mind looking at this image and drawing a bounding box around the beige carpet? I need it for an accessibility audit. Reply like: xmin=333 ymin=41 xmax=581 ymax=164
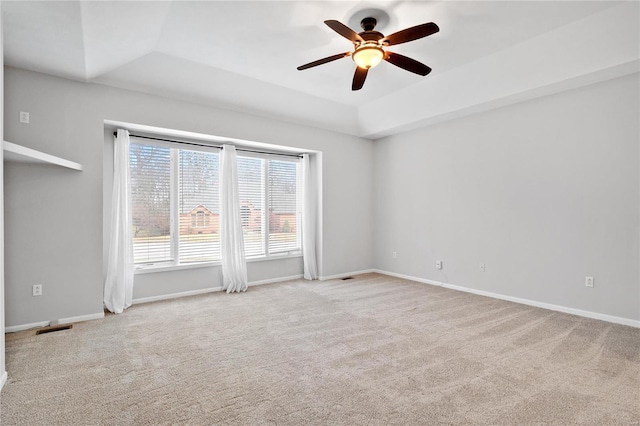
xmin=1 ymin=273 xmax=639 ymax=425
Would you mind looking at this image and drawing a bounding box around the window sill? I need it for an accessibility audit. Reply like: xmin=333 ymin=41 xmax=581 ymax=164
xmin=134 ymin=252 xmax=302 ymax=275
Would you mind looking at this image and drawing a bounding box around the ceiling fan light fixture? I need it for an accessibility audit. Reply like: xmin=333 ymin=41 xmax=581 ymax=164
xmin=298 ymin=17 xmax=439 ymax=90
xmin=352 ymin=44 xmax=384 ymax=69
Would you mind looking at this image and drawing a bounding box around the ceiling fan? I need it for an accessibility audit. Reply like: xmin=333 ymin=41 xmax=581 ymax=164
xmin=297 ymin=17 xmax=439 ymax=91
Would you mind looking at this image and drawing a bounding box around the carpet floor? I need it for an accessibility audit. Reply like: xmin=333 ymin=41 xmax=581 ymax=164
xmin=1 ymin=273 xmax=639 ymax=425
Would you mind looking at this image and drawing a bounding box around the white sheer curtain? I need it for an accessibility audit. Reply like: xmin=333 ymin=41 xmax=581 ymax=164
xmin=302 ymin=154 xmax=318 ymax=280
xmin=104 ymin=129 xmax=134 ymax=313
xmin=220 ymin=145 xmax=248 ymax=292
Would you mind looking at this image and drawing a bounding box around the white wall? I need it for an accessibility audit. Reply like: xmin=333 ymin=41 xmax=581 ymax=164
xmin=374 ymin=74 xmax=640 ymax=322
xmin=4 ymin=67 xmax=374 ymax=328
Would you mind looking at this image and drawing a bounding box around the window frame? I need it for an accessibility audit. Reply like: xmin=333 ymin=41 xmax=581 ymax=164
xmin=236 ymin=151 xmax=303 ymax=259
xmin=130 ymin=139 xmax=302 ymax=273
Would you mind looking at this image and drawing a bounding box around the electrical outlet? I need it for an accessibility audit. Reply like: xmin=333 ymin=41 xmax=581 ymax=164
xmin=20 ymin=111 xmax=30 ymax=124
xmin=585 ymin=276 xmax=594 ymax=288
xmin=480 ymin=263 xmax=485 ymax=272
xmin=392 ymin=251 xmax=397 ymax=259
xmin=33 ymin=284 xmax=43 ymax=296
xmin=436 ymin=260 xmax=443 ymax=270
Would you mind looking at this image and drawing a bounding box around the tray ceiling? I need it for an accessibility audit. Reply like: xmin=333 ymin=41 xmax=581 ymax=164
xmin=2 ymin=1 xmax=637 ymax=138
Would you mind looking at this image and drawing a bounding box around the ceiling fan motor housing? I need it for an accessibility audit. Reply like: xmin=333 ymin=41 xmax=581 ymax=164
xmin=360 ymin=17 xmax=377 ymax=31
xmin=358 ymin=31 xmax=384 ymax=43
xmin=357 ymin=18 xmax=384 ymax=45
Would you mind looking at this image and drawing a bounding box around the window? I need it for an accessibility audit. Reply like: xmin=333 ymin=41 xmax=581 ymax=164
xmin=130 ymin=143 xmax=172 ymax=264
xmin=237 ymin=154 xmax=301 ymax=257
xmin=129 ymin=139 xmax=301 ymax=268
xmin=130 ymin=142 xmax=220 ymax=265
xmin=190 ymin=211 xmax=211 ymax=228
xmin=178 ymin=149 xmax=220 ymax=263
xmin=267 ymin=159 xmax=300 ymax=254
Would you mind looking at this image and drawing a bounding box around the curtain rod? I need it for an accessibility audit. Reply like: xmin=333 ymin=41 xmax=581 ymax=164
xmin=112 ymin=132 xmax=304 ymax=159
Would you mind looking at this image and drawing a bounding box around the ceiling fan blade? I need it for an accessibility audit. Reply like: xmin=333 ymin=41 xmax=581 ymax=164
xmin=325 ymin=20 xmax=364 ymax=44
xmin=384 ymin=52 xmax=432 ymax=76
xmin=352 ymin=67 xmax=368 ymax=91
xmin=297 ymin=52 xmax=351 ymax=70
xmin=382 ymin=22 xmax=439 ymax=46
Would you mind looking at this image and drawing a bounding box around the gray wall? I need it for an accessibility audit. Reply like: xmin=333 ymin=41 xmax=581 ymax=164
xmin=4 ymin=67 xmax=374 ymax=328
xmin=374 ymin=74 xmax=640 ymax=321
xmin=4 ymin=65 xmax=638 ymax=329
xmin=1 ymin=13 xmax=6 ymax=384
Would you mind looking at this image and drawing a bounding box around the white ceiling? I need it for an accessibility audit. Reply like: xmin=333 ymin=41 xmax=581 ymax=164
xmin=2 ymin=1 xmax=638 ymax=138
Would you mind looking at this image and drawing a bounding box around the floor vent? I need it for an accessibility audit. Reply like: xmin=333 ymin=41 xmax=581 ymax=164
xmin=341 ymin=276 xmax=354 ymax=281
xmin=36 ymin=324 xmax=73 ymax=335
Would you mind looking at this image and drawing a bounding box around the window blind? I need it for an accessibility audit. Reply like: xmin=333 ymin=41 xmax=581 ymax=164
xmin=268 ymin=159 xmax=299 ymax=254
xmin=237 ymin=156 xmax=265 ymax=257
xmin=178 ymin=149 xmax=220 ymax=263
xmin=130 ymin=143 xmax=172 ymax=264
xmin=129 ymin=139 xmax=301 ymax=267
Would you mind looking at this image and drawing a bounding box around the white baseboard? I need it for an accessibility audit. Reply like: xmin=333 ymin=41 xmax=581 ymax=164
xmin=133 ymin=287 xmax=223 ymax=305
xmin=133 ymin=274 xmax=305 ymax=305
xmin=249 ymin=274 xmax=303 ymax=286
xmin=372 ymin=269 xmax=441 ymax=287
xmin=0 ymin=371 xmax=7 ymax=391
xmin=58 ymin=312 xmax=105 ymax=325
xmin=319 ymin=269 xmax=375 ymax=281
xmin=373 ymin=269 xmax=640 ymax=328
xmin=5 ymin=311 xmax=105 ymax=333
xmin=5 ymin=320 xmax=50 ymax=333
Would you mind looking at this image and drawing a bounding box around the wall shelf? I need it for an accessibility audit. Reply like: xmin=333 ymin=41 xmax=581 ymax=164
xmin=3 ymin=141 xmax=83 ymax=171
